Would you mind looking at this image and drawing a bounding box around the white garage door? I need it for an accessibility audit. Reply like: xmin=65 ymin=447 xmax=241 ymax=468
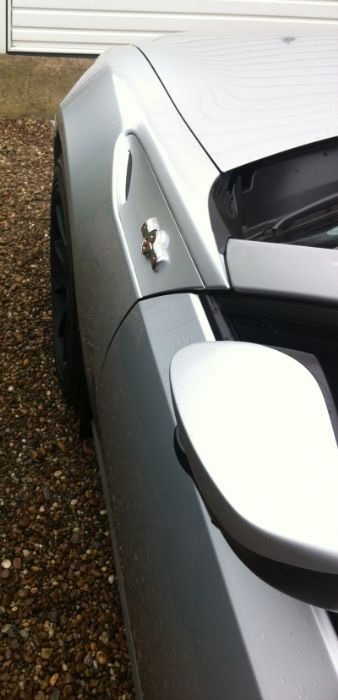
xmin=8 ymin=0 xmax=338 ymax=54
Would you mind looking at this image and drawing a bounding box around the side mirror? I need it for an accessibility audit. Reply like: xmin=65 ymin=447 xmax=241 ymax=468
xmin=170 ymin=341 xmax=338 ymax=610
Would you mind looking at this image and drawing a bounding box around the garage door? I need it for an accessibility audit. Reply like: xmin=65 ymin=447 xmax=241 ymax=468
xmin=8 ymin=0 xmax=338 ymax=54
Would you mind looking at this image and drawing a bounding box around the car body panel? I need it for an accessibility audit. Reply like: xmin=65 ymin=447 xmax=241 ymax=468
xmin=116 ymin=134 xmax=203 ymax=292
xmin=227 ymin=239 xmax=338 ymax=302
xmin=56 ymin=44 xmax=228 ymax=397
xmin=56 ymin=44 xmax=228 ymax=365
xmin=53 ymin=31 xmax=338 ymax=699
xmin=140 ymin=33 xmax=338 ymax=172
xmin=98 ymin=292 xmax=338 ymax=700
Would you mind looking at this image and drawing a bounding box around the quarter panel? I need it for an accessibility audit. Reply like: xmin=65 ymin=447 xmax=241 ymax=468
xmin=56 ymin=46 xmax=227 ymax=391
xmin=98 ymin=292 xmax=338 ymax=700
xmin=56 ymin=65 xmax=140 ymax=392
xmin=56 ymin=51 xmax=206 ymax=396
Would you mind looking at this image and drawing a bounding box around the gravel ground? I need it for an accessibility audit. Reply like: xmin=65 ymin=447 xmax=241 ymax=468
xmin=0 ymin=119 xmax=135 ymax=699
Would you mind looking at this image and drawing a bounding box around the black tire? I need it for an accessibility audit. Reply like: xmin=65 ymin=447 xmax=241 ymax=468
xmin=50 ymin=156 xmax=90 ymax=424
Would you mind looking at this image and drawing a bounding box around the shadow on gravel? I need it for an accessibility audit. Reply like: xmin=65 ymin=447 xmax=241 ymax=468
xmin=0 ymin=118 xmax=134 ymax=699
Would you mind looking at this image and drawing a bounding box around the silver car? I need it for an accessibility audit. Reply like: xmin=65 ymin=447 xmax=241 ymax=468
xmin=50 ymin=31 xmax=338 ymax=700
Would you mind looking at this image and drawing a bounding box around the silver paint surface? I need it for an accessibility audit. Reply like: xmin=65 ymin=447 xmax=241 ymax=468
xmin=116 ymin=135 xmax=202 ymax=289
xmin=227 ymin=239 xmax=338 ymax=302
xmin=57 ymin=46 xmax=227 ymax=385
xmin=141 ymin=32 xmax=338 ymax=171
xmin=55 ymin=33 xmax=338 ymax=698
xmin=98 ymin=293 xmax=338 ymax=700
xmin=170 ymin=341 xmax=338 ymax=573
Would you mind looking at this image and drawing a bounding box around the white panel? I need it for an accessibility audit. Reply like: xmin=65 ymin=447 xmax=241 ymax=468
xmin=11 ymin=28 xmax=160 ymax=47
xmin=18 ymin=8 xmax=338 ymax=32
xmin=8 ymin=0 xmax=338 ymax=54
xmin=13 ymin=9 xmax=282 ymax=31
xmin=10 ymin=0 xmax=338 ymax=20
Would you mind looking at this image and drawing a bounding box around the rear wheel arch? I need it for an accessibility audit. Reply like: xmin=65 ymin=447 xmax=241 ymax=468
xmin=50 ymin=154 xmax=91 ymax=433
